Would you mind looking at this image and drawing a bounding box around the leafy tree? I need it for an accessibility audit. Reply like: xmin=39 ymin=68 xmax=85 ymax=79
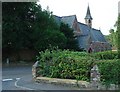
xmin=31 ymin=29 xmax=67 ymax=51
xmin=2 ymin=2 xmax=36 ymax=50
xmin=2 ymin=2 xmax=36 ymax=60
xmin=105 ymin=29 xmax=117 ymax=50
xmin=2 ymin=2 xmax=67 ymax=61
xmin=60 ymin=23 xmax=79 ymax=51
xmin=117 ymin=15 xmax=120 ymax=58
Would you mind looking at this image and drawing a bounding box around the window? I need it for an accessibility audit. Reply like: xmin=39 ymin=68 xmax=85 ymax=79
xmin=88 ymin=19 xmax=91 ymax=23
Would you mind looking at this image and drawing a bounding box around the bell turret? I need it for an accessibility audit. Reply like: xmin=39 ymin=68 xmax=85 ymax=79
xmin=85 ymin=5 xmax=93 ymax=28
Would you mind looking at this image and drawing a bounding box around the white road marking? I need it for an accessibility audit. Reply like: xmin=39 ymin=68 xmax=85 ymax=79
xmin=15 ymin=78 xmax=34 ymax=90
xmin=2 ymin=79 xmax=13 ymax=82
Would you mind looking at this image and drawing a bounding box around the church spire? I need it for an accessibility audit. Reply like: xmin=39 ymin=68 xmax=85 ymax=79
xmin=85 ymin=5 xmax=93 ymax=28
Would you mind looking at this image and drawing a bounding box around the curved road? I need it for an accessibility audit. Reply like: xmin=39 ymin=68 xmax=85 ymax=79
xmin=2 ymin=64 xmax=80 ymax=90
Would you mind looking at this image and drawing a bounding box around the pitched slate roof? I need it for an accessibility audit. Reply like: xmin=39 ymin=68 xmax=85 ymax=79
xmin=77 ymin=35 xmax=88 ymax=49
xmin=61 ymin=15 xmax=76 ymax=28
xmin=52 ymin=15 xmax=61 ymax=26
xmin=53 ymin=15 xmax=76 ymax=28
xmin=78 ymin=22 xmax=106 ymax=42
xmin=91 ymin=28 xmax=107 ymax=42
xmin=78 ymin=22 xmax=90 ymax=36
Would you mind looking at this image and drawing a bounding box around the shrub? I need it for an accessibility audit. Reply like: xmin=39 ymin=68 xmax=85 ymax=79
xmin=97 ymin=59 xmax=120 ymax=85
xmin=94 ymin=51 xmax=118 ymax=60
xmin=36 ymin=49 xmax=120 ymax=85
xmin=36 ymin=49 xmax=95 ymax=81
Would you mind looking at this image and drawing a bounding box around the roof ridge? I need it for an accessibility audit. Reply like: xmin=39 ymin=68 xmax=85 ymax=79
xmin=61 ymin=15 xmax=76 ymax=18
xmin=53 ymin=15 xmax=62 ymax=18
xmin=92 ymin=28 xmax=100 ymax=31
xmin=78 ymin=22 xmax=101 ymax=31
xmin=78 ymin=22 xmax=87 ymax=26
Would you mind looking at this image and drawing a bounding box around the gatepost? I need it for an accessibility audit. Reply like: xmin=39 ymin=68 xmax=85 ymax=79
xmin=32 ymin=61 xmax=39 ymax=79
xmin=90 ymin=64 xmax=101 ymax=89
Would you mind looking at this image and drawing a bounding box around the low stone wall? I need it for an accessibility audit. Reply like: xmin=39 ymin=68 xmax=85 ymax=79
xmin=32 ymin=61 xmax=119 ymax=90
xmin=35 ymin=77 xmax=90 ymax=89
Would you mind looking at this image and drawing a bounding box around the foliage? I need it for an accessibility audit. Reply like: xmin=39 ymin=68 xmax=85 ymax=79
xmin=105 ymin=29 xmax=117 ymax=50
xmin=60 ymin=23 xmax=79 ymax=51
xmin=3 ymin=2 xmax=80 ymax=54
xmin=2 ymin=2 xmax=35 ymax=50
xmin=2 ymin=2 xmax=67 ymax=52
xmin=37 ymin=48 xmax=95 ymax=81
xmin=32 ymin=29 xmax=67 ymax=51
xmin=117 ymin=15 xmax=120 ymax=59
xmin=93 ymin=51 xmax=118 ymax=60
xmin=36 ymin=48 xmax=120 ymax=86
xmin=97 ymin=59 xmax=120 ymax=85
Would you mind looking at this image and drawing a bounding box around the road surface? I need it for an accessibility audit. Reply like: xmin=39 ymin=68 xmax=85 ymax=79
xmin=2 ymin=64 xmax=80 ymax=90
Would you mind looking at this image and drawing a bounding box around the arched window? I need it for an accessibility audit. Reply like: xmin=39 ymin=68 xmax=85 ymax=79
xmin=88 ymin=19 xmax=91 ymax=23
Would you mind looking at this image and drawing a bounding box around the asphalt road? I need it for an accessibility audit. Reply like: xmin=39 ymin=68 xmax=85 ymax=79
xmin=2 ymin=64 xmax=80 ymax=90
xmin=2 ymin=65 xmax=32 ymax=90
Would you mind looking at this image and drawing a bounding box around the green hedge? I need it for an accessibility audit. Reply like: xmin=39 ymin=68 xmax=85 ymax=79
xmin=36 ymin=49 xmax=120 ymax=85
xmin=36 ymin=49 xmax=95 ymax=81
xmin=94 ymin=51 xmax=118 ymax=60
xmin=97 ymin=59 xmax=120 ymax=85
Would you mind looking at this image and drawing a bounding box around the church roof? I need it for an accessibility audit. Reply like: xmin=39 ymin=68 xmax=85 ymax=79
xmin=78 ymin=22 xmax=106 ymax=42
xmin=78 ymin=22 xmax=90 ymax=36
xmin=53 ymin=15 xmax=107 ymax=49
xmin=90 ymin=28 xmax=106 ymax=42
xmin=77 ymin=35 xmax=88 ymax=49
xmin=52 ymin=15 xmax=61 ymax=26
xmin=85 ymin=5 xmax=93 ymax=20
xmin=61 ymin=15 xmax=76 ymax=28
xmin=53 ymin=15 xmax=76 ymax=28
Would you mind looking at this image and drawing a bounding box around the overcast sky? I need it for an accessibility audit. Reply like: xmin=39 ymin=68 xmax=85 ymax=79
xmin=38 ymin=0 xmax=119 ymax=35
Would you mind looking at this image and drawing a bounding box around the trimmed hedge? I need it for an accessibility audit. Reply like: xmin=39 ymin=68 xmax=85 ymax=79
xmin=97 ymin=59 xmax=120 ymax=85
xmin=36 ymin=49 xmax=95 ymax=81
xmin=36 ymin=49 xmax=120 ymax=85
xmin=93 ymin=51 xmax=118 ymax=60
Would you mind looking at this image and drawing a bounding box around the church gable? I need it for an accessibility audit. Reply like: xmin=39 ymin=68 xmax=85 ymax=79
xmin=61 ymin=15 xmax=76 ymax=28
xmin=53 ymin=15 xmax=81 ymax=36
xmin=52 ymin=5 xmax=111 ymax=52
xmin=72 ymin=16 xmax=81 ymax=36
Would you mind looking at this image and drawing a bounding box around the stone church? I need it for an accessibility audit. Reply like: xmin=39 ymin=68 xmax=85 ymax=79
xmin=53 ymin=5 xmax=111 ymax=52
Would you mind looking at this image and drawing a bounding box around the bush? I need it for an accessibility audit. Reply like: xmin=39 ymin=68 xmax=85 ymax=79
xmin=36 ymin=48 xmax=95 ymax=81
xmin=36 ymin=49 xmax=120 ymax=85
xmin=94 ymin=51 xmax=118 ymax=60
xmin=97 ymin=59 xmax=120 ymax=85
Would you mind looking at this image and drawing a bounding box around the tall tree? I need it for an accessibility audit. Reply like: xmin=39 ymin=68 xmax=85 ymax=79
xmin=60 ymin=23 xmax=79 ymax=51
xmin=2 ymin=2 xmax=36 ymax=50
xmin=2 ymin=2 xmax=67 ymax=61
xmin=117 ymin=15 xmax=120 ymax=58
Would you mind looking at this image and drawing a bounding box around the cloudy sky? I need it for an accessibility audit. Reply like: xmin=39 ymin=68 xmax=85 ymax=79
xmin=38 ymin=0 xmax=119 ymax=35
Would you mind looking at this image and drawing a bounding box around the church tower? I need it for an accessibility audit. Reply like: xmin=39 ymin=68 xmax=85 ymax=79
xmin=85 ymin=5 xmax=93 ymax=28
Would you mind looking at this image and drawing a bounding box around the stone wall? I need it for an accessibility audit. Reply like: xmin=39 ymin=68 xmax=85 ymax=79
xmin=90 ymin=41 xmax=111 ymax=52
xmin=32 ymin=61 xmax=119 ymax=90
